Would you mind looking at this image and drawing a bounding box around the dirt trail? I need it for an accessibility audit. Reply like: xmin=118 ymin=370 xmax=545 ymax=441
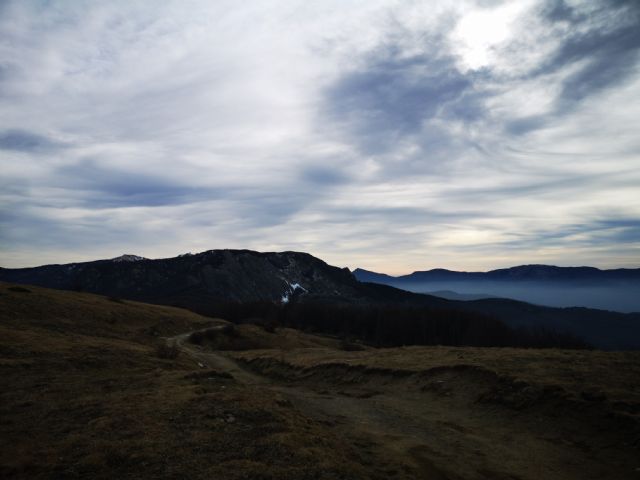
xmin=170 ymin=331 xmax=639 ymax=480
xmin=173 ymin=332 xmax=267 ymax=385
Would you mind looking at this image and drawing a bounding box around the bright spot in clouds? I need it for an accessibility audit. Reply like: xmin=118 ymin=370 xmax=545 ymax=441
xmin=452 ymin=1 xmax=533 ymax=70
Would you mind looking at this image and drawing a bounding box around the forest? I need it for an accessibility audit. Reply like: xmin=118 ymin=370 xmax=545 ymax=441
xmin=190 ymin=300 xmax=590 ymax=349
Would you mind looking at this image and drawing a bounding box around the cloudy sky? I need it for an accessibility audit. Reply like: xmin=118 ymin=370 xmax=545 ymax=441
xmin=1 ymin=0 xmax=639 ymax=273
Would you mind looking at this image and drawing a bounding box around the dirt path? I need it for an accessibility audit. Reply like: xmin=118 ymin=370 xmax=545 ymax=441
xmin=170 ymin=331 xmax=638 ymax=480
xmin=172 ymin=331 xmax=267 ymax=385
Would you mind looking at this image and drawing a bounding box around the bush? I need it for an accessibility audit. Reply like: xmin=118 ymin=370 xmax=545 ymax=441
xmin=156 ymin=342 xmax=180 ymax=359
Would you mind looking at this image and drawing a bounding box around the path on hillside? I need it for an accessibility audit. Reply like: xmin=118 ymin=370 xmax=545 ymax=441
xmin=171 ymin=329 xmax=459 ymax=477
xmin=169 ymin=329 xmax=636 ymax=480
xmin=172 ymin=331 xmax=267 ymax=385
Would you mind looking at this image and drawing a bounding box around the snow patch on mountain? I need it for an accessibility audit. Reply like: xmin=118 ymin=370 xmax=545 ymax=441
xmin=280 ymin=281 xmax=308 ymax=304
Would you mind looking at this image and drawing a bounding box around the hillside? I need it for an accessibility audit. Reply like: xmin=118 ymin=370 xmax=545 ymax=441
xmin=2 ymin=250 xmax=640 ymax=349
xmin=1 ymin=282 xmax=639 ymax=479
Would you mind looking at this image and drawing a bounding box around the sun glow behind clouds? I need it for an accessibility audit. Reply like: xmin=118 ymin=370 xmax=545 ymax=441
xmin=452 ymin=1 xmax=534 ymax=71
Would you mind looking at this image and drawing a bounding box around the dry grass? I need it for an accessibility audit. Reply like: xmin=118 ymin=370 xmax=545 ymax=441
xmin=190 ymin=323 xmax=346 ymax=351
xmin=230 ymin=345 xmax=640 ymax=407
xmin=0 ymin=283 xmax=372 ymax=479
xmin=2 ymin=281 xmax=640 ymax=480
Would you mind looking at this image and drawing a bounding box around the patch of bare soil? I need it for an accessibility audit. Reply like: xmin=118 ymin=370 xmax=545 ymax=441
xmin=223 ymin=348 xmax=640 ymax=480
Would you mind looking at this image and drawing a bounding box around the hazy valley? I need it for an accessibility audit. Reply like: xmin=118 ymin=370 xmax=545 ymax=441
xmin=353 ymin=266 xmax=640 ymax=313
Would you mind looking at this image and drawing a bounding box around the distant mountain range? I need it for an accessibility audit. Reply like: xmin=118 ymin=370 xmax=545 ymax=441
xmin=354 ymin=265 xmax=640 ymax=283
xmin=1 ymin=251 xmax=639 ymax=349
xmin=353 ymin=265 xmax=640 ymax=313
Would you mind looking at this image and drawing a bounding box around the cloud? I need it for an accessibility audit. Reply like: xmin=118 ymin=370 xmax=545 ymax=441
xmin=540 ymin=0 xmax=640 ymax=106
xmin=51 ymin=160 xmax=223 ymax=208
xmin=323 ymin=40 xmax=484 ymax=155
xmin=300 ymin=165 xmax=352 ymax=186
xmin=0 ymin=0 xmax=639 ymax=273
xmin=0 ymin=129 xmax=66 ymax=152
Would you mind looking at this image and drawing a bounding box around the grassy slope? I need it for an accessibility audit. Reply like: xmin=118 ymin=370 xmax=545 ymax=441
xmin=0 ymin=283 xmax=368 ymax=480
xmin=231 ymin=345 xmax=640 ymax=408
xmin=2 ymin=282 xmax=640 ymax=479
xmin=230 ymin=347 xmax=640 ymax=479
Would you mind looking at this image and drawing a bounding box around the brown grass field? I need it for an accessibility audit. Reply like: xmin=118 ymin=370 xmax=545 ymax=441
xmin=1 ymin=281 xmax=639 ymax=479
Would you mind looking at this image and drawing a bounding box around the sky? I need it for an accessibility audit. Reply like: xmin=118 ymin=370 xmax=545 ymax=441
xmin=1 ymin=0 xmax=639 ymax=274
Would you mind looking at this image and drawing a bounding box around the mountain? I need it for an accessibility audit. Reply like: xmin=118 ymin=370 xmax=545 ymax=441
xmin=354 ymin=265 xmax=640 ymax=283
xmin=2 ymin=250 xmax=640 ymax=349
xmin=0 ymin=250 xmax=367 ymax=306
xmin=353 ymin=265 xmax=640 ymax=313
xmin=351 ymin=268 xmax=397 ymax=284
xmin=407 ymin=265 xmax=640 ymax=282
xmin=0 ymin=250 xmax=445 ymax=309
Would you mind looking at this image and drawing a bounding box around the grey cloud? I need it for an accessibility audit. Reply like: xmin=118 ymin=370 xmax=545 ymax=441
xmin=0 ymin=1 xmax=638 ymax=270
xmin=0 ymin=129 xmax=66 ymax=152
xmin=587 ymin=218 xmax=640 ymax=244
xmin=486 ymin=217 xmax=640 ymax=252
xmin=54 ymin=161 xmax=223 ymax=208
xmin=541 ymin=0 xmax=583 ymax=23
xmin=0 ymin=206 xmax=142 ymax=253
xmin=321 ymin=205 xmax=478 ymax=226
xmin=0 ymin=63 xmax=9 ymax=83
xmin=237 ymin=193 xmax=304 ymax=227
xmin=496 ymin=0 xmax=640 ymax=136
xmin=300 ymin=165 xmax=351 ymax=186
xmin=539 ymin=0 xmax=640 ymax=106
xmin=504 ymin=115 xmax=549 ymax=136
xmin=324 ymin=41 xmax=485 ymax=155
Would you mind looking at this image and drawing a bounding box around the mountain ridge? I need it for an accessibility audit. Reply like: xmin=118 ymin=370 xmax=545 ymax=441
xmin=2 ymin=250 xmax=640 ymax=349
xmin=353 ymin=264 xmax=640 ymax=314
xmin=355 ymin=264 xmax=640 ymax=282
